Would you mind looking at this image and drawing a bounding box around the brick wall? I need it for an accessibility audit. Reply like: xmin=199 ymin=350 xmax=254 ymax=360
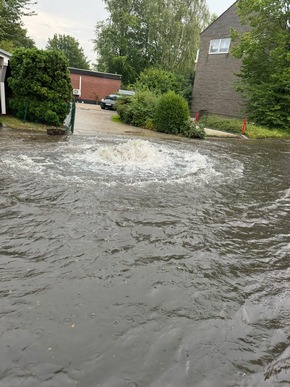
xmin=69 ymin=68 xmax=122 ymax=103
xmin=191 ymin=1 xmax=249 ymax=118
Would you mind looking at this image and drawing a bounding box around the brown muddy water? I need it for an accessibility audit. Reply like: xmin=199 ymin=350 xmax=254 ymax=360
xmin=0 ymin=126 xmax=290 ymax=387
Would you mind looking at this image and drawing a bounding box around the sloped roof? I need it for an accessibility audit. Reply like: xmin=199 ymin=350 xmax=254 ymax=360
xmin=201 ymin=1 xmax=239 ymax=35
xmin=0 ymin=49 xmax=12 ymax=59
xmin=69 ymin=67 xmax=121 ymax=80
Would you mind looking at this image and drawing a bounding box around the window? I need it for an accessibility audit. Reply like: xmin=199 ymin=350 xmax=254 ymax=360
xmin=209 ymin=38 xmax=231 ymax=54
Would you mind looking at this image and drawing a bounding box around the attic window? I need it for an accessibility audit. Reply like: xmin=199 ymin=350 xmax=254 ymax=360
xmin=209 ymin=38 xmax=231 ymax=54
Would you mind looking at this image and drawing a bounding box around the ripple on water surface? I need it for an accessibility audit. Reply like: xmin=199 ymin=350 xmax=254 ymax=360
xmin=0 ymin=134 xmax=289 ymax=386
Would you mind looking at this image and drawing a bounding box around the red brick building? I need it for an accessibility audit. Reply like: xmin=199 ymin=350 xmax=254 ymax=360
xmin=69 ymin=67 xmax=122 ymax=104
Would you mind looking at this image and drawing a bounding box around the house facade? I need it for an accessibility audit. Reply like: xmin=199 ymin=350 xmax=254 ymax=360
xmin=0 ymin=49 xmax=12 ymax=115
xmin=191 ymin=1 xmax=248 ymax=118
xmin=69 ymin=68 xmax=122 ymax=104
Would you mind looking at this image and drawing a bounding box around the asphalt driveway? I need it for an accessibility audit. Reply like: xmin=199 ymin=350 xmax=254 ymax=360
xmin=74 ymin=103 xmax=239 ymax=138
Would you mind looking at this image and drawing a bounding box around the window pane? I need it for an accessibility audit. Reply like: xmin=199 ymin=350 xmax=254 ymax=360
xmin=209 ymin=39 xmax=219 ymax=53
xmin=219 ymin=38 xmax=231 ymax=53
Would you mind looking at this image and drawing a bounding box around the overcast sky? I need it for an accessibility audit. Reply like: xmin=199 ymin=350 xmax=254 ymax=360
xmin=23 ymin=0 xmax=235 ymax=65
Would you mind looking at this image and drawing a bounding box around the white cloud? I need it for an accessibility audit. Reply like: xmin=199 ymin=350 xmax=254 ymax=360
xmin=23 ymin=8 xmax=100 ymax=63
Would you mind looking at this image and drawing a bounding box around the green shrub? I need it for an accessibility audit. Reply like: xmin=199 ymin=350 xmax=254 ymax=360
xmin=182 ymin=120 xmax=205 ymax=139
xmin=8 ymin=48 xmax=72 ymax=126
xmin=116 ymin=90 xmax=157 ymax=128
xmin=135 ymin=68 xmax=182 ymax=95
xmin=155 ymin=91 xmax=190 ymax=134
xmin=115 ymin=96 xmax=134 ymax=124
xmin=144 ymin=118 xmax=155 ymax=130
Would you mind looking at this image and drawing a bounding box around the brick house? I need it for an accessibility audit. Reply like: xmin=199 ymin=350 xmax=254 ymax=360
xmin=69 ymin=67 xmax=122 ymax=104
xmin=191 ymin=1 xmax=249 ymax=118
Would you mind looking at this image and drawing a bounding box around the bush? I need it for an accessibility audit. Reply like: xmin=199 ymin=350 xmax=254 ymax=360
xmin=115 ymin=96 xmax=134 ymax=125
xmin=133 ymin=68 xmax=195 ymax=107
xmin=134 ymin=68 xmax=182 ymax=95
xmin=115 ymin=90 xmax=157 ymax=128
xmin=155 ymin=91 xmax=190 ymax=134
xmin=182 ymin=120 xmax=205 ymax=139
xmin=8 ymin=48 xmax=72 ymax=126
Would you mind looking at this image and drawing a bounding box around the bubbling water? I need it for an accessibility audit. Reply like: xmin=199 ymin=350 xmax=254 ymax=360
xmin=2 ymin=137 xmax=244 ymax=187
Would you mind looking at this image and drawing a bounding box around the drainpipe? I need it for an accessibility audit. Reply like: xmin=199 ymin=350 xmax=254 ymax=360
xmin=79 ymin=76 xmax=82 ymax=97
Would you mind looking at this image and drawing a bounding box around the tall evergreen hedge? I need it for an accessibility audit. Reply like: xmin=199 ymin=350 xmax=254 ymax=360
xmin=8 ymin=48 xmax=72 ymax=126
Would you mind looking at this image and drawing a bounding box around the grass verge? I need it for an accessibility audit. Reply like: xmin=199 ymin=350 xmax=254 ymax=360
xmin=199 ymin=115 xmax=290 ymax=139
xmin=0 ymin=115 xmax=55 ymax=132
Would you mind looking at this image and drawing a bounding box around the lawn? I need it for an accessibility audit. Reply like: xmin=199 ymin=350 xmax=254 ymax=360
xmin=199 ymin=115 xmax=290 ymax=139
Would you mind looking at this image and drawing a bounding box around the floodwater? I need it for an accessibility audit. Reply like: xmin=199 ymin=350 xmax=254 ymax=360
xmin=0 ymin=126 xmax=290 ymax=387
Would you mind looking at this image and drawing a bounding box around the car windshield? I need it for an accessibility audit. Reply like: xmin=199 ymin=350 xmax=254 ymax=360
xmin=105 ymin=95 xmax=117 ymax=100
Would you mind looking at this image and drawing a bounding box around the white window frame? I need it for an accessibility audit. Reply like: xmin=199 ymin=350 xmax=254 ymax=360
xmin=209 ymin=38 xmax=231 ymax=54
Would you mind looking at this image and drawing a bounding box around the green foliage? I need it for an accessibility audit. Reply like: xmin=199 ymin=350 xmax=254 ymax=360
xmin=199 ymin=115 xmax=290 ymax=139
xmin=115 ymin=96 xmax=134 ymax=124
xmin=46 ymin=34 xmax=90 ymax=69
xmin=133 ymin=68 xmax=195 ymax=107
xmin=155 ymin=91 xmax=190 ymax=134
xmin=198 ymin=115 xmax=243 ymax=134
xmin=0 ymin=0 xmax=35 ymax=49
xmin=231 ymin=0 xmax=290 ymax=129
xmin=134 ymin=68 xmax=182 ymax=95
xmin=94 ymin=0 xmax=210 ymax=79
xmin=182 ymin=121 xmax=206 ymax=139
xmin=108 ymin=56 xmax=137 ymax=85
xmin=180 ymin=72 xmax=195 ymax=106
xmin=116 ymin=90 xmax=158 ymax=127
xmin=8 ymin=48 xmax=72 ymax=126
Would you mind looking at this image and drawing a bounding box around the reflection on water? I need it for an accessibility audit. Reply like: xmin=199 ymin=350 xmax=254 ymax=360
xmin=0 ymin=129 xmax=290 ymax=386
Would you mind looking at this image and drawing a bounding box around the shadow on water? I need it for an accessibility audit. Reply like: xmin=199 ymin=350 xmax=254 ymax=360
xmin=0 ymin=130 xmax=290 ymax=386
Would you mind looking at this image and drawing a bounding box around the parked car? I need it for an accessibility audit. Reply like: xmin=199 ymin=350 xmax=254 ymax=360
xmin=100 ymin=94 xmax=119 ymax=110
xmin=100 ymin=90 xmax=135 ymax=110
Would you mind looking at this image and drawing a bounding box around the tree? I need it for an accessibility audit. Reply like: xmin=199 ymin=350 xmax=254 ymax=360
xmin=135 ymin=68 xmax=180 ymax=94
xmin=232 ymin=0 xmax=290 ymax=129
xmin=8 ymin=48 xmax=72 ymax=126
xmin=46 ymin=34 xmax=90 ymax=70
xmin=94 ymin=0 xmax=210 ymax=83
xmin=0 ymin=0 xmax=35 ymax=50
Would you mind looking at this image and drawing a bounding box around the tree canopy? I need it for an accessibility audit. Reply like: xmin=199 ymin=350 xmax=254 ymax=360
xmin=232 ymin=0 xmax=290 ymax=129
xmin=0 ymin=0 xmax=35 ymax=51
xmin=94 ymin=0 xmax=210 ymax=84
xmin=46 ymin=34 xmax=90 ymax=70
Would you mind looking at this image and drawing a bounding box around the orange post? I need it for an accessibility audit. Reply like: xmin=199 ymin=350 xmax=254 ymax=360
xmin=242 ymin=118 xmax=247 ymax=135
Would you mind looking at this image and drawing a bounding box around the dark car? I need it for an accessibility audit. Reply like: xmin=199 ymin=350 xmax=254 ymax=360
xmin=100 ymin=94 xmax=119 ymax=110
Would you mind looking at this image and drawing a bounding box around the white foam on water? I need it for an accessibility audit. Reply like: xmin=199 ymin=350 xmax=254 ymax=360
xmin=3 ymin=154 xmax=47 ymax=175
xmin=92 ymin=139 xmax=170 ymax=169
xmin=2 ymin=138 xmax=244 ymax=187
xmin=65 ymin=139 xmax=214 ymax=183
